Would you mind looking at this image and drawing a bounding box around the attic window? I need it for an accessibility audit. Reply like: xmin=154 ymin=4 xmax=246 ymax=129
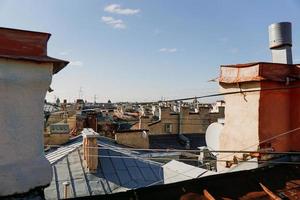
xmin=165 ymin=123 xmax=172 ymax=133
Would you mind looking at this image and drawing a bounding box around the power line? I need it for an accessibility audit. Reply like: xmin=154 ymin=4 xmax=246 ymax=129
xmin=45 ymin=145 xmax=300 ymax=156
xmin=137 ymin=84 xmax=300 ymax=105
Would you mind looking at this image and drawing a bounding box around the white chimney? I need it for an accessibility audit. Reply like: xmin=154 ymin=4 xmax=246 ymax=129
xmin=0 ymin=27 xmax=68 ymax=196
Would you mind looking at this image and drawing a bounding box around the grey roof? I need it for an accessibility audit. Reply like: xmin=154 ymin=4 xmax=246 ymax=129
xmin=46 ymin=136 xmax=82 ymax=164
xmin=45 ymin=136 xmax=163 ymax=199
xmin=149 ymin=133 xmax=206 ymax=150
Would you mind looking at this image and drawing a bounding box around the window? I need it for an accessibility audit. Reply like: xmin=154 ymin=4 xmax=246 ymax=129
xmin=165 ymin=123 xmax=173 ymax=133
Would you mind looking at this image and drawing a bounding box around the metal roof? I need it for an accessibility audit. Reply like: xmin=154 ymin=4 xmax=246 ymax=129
xmin=162 ymin=160 xmax=216 ymax=184
xmin=45 ymin=136 xmax=164 ymax=199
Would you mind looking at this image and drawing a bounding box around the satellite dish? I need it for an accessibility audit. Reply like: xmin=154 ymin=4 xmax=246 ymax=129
xmin=141 ymin=131 xmax=148 ymax=139
xmin=205 ymin=122 xmax=224 ymax=155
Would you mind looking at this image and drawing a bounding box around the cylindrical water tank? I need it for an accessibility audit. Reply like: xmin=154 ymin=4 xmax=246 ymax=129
xmin=268 ymin=22 xmax=292 ymax=49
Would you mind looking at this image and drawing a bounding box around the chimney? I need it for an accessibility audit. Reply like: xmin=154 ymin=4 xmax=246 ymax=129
xmin=82 ymin=128 xmax=99 ymax=173
xmin=159 ymin=106 xmax=171 ymax=119
xmin=217 ymin=22 xmax=300 ymax=171
xmin=269 ymin=22 xmax=293 ymax=64
xmin=0 ymin=28 xmax=68 ymax=196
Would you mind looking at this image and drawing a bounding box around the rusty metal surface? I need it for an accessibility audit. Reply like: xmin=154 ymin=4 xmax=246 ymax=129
xmin=219 ymin=62 xmax=300 ymax=83
xmin=0 ymin=27 xmax=68 ymax=74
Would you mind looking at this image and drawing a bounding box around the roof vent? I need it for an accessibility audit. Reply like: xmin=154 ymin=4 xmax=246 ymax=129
xmin=268 ymin=22 xmax=293 ymax=64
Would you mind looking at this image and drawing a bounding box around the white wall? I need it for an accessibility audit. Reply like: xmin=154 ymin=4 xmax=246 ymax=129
xmin=0 ymin=58 xmax=53 ymax=196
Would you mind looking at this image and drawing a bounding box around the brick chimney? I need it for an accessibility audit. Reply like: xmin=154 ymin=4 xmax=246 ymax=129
xmin=82 ymin=128 xmax=99 ymax=173
xmin=0 ymin=27 xmax=68 ymax=196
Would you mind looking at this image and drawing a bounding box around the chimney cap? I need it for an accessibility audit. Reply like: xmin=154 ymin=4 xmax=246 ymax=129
xmin=0 ymin=27 xmax=69 ymax=74
xmin=82 ymin=128 xmax=100 ymax=138
xmin=268 ymin=22 xmax=292 ymax=49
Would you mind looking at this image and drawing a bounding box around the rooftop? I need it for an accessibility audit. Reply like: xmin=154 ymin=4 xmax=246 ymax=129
xmin=45 ymin=136 xmax=163 ymax=199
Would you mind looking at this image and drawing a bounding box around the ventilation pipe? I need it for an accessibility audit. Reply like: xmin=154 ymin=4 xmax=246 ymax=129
xmin=268 ymin=22 xmax=293 ymax=64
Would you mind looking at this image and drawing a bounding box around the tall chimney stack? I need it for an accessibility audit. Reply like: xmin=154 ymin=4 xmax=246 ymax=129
xmin=217 ymin=22 xmax=300 ymax=171
xmin=268 ymin=22 xmax=293 ymax=64
xmin=0 ymin=27 xmax=68 ymax=197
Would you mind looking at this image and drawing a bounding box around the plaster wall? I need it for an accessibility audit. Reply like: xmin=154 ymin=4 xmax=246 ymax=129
xmin=44 ymin=133 xmax=69 ymax=145
xmin=289 ymin=81 xmax=300 ymax=151
xmin=259 ymin=81 xmax=290 ymax=151
xmin=218 ymin=82 xmax=260 ymax=171
xmin=115 ymin=131 xmax=149 ymax=149
xmin=0 ymin=58 xmax=53 ymax=196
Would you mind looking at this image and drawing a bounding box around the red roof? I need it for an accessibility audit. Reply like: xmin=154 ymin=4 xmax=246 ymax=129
xmin=0 ymin=27 xmax=68 ymax=74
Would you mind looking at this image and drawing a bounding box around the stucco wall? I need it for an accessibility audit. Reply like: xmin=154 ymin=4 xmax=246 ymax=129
xmin=44 ymin=133 xmax=70 ymax=145
xmin=289 ymin=81 xmax=300 ymax=151
xmin=147 ymin=106 xmax=222 ymax=135
xmin=260 ymin=81 xmax=300 ymax=152
xmin=218 ymin=82 xmax=260 ymax=171
xmin=115 ymin=131 xmax=149 ymax=149
xmin=0 ymin=58 xmax=53 ymax=195
xmin=259 ymin=81 xmax=290 ymax=151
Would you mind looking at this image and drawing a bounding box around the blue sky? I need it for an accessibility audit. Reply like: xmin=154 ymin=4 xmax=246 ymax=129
xmin=0 ymin=0 xmax=300 ymax=102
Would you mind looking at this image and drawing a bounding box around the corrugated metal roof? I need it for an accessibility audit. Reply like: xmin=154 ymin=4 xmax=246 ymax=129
xmin=46 ymin=137 xmax=82 ymax=164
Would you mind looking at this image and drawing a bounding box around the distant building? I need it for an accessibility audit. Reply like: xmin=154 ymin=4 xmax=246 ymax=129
xmin=140 ymin=105 xmax=224 ymax=135
xmin=44 ymin=123 xmax=70 ymax=145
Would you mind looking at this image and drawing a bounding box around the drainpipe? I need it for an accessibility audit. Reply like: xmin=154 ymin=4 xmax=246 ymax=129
xmin=178 ymin=106 xmax=190 ymax=149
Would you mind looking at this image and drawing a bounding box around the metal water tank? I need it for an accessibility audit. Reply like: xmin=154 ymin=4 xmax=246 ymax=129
xmin=268 ymin=22 xmax=292 ymax=49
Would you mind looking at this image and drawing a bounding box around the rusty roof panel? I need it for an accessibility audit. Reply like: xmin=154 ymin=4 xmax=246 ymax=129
xmin=0 ymin=27 xmax=68 ymax=74
xmin=219 ymin=62 xmax=300 ymax=83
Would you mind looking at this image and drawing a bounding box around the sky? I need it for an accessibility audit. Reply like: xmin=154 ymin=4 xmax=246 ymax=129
xmin=0 ymin=0 xmax=300 ymax=103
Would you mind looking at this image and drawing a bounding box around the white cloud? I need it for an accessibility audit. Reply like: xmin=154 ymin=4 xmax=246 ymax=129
xmin=101 ymin=16 xmax=126 ymax=29
xmin=69 ymin=61 xmax=83 ymax=66
xmin=159 ymin=48 xmax=178 ymax=53
xmin=104 ymin=4 xmax=140 ymax=15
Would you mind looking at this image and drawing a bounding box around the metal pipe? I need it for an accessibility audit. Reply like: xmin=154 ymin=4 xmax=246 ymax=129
xmin=268 ymin=22 xmax=293 ymax=64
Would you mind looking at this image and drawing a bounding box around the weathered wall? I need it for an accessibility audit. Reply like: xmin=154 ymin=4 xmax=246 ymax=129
xmin=115 ymin=131 xmax=149 ymax=149
xmin=289 ymin=81 xmax=300 ymax=151
xmin=146 ymin=106 xmax=223 ymax=135
xmin=44 ymin=133 xmax=69 ymax=145
xmin=260 ymin=81 xmax=300 ymax=152
xmin=259 ymin=81 xmax=290 ymax=151
xmin=218 ymin=82 xmax=260 ymax=171
xmin=0 ymin=59 xmax=53 ymax=195
xmin=139 ymin=116 xmax=152 ymax=129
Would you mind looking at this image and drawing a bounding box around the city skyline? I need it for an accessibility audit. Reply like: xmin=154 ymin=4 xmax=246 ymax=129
xmin=1 ymin=0 xmax=300 ymax=102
